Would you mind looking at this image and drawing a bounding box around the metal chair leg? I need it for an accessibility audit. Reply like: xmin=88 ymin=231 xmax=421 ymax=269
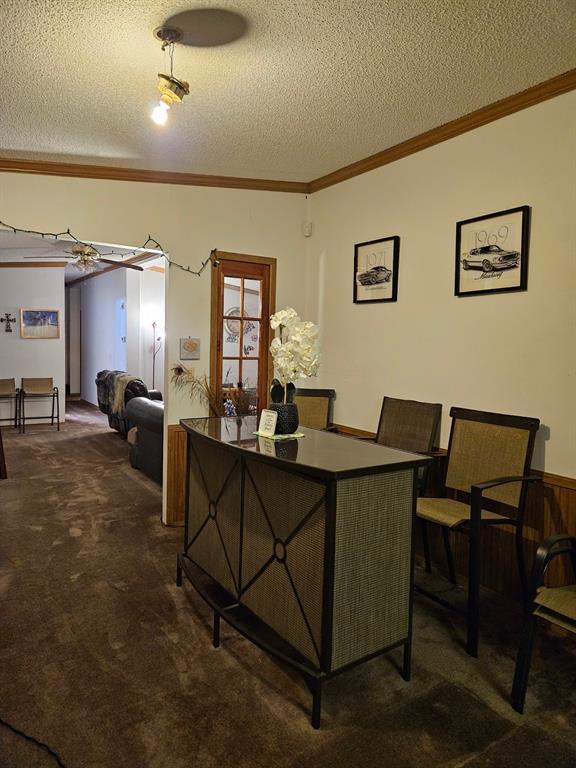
xmin=55 ymin=388 xmax=60 ymax=431
xmin=442 ymin=526 xmax=457 ymax=584
xmin=20 ymin=393 xmax=25 ymax=433
xmin=511 ymin=613 xmax=538 ymax=713
xmin=467 ymin=522 xmax=481 ymax=657
xmin=176 ymin=556 xmax=183 ymax=587
xmin=419 ymin=517 xmax=432 ymax=573
xmin=515 ymin=524 xmax=528 ymax=603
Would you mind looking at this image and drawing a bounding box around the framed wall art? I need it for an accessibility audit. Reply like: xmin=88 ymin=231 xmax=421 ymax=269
xmin=20 ymin=309 xmax=60 ymax=339
xmin=353 ymin=236 xmax=400 ymax=304
xmin=455 ymin=206 xmax=530 ymax=297
xmin=179 ymin=337 xmax=201 ymax=360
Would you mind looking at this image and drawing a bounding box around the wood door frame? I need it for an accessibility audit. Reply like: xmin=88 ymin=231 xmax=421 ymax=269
xmin=210 ymin=251 xmax=277 ymax=408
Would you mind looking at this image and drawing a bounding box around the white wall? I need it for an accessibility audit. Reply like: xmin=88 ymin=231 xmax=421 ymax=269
xmin=80 ymin=269 xmax=127 ymax=405
xmin=0 ymin=266 xmax=66 ymax=423
xmin=138 ymin=269 xmax=165 ymax=393
xmin=0 ymin=176 xmax=308 ymax=426
xmin=308 ymin=92 xmax=576 ymax=477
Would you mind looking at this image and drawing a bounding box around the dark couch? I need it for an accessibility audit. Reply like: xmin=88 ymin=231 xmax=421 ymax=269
xmin=95 ymin=370 xmax=162 ymax=438
xmin=125 ymin=397 xmax=164 ymax=484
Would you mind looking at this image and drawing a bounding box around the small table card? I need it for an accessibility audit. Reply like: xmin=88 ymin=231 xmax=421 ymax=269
xmin=257 ymin=409 xmax=278 ymax=437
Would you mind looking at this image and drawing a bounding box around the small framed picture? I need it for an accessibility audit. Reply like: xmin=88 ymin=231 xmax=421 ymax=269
xmin=20 ymin=309 xmax=60 ymax=339
xmin=353 ymin=236 xmax=400 ymax=303
xmin=180 ymin=337 xmax=201 ymax=360
xmin=455 ymin=206 xmax=530 ymax=297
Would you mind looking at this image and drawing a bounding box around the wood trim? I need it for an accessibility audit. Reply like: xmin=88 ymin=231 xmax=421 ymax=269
xmin=0 ymin=157 xmax=308 ymax=194
xmin=66 ymin=252 xmax=159 ymax=285
xmin=0 ymin=261 xmax=68 ymax=268
xmin=210 ymin=251 xmax=277 ymax=403
xmin=165 ymin=424 xmax=187 ymax=526
xmin=1 ymin=71 xmax=573 ymax=197
xmin=147 ymin=266 xmax=165 ymax=273
xmin=309 ymin=68 xmax=576 ymax=192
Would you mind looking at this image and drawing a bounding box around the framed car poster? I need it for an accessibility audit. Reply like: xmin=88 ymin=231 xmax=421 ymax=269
xmin=353 ymin=236 xmax=400 ymax=304
xmin=455 ymin=206 xmax=530 ymax=297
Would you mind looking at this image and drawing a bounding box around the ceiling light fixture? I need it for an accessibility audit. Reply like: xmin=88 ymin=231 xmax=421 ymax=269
xmin=151 ymin=27 xmax=189 ymax=126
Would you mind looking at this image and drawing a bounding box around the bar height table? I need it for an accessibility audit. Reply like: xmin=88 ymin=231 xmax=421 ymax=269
xmin=178 ymin=416 xmax=429 ymax=728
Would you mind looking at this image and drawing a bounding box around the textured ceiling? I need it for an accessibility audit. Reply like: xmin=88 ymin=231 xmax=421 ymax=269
xmin=0 ymin=1 xmax=574 ymax=182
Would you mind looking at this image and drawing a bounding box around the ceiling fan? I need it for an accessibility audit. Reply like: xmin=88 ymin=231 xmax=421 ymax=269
xmin=25 ymin=244 xmax=144 ymax=272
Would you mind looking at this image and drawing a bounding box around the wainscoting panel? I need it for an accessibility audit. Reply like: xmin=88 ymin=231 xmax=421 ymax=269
xmin=165 ymin=424 xmax=188 ymax=527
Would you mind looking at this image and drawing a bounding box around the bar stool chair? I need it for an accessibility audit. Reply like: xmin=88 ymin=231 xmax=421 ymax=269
xmin=20 ymin=378 xmax=60 ymax=433
xmin=0 ymin=378 xmax=20 ymax=429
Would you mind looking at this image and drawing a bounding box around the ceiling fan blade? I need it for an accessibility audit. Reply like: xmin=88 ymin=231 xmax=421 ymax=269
xmin=23 ymin=254 xmax=75 ymax=259
xmin=99 ymin=258 xmax=144 ymax=271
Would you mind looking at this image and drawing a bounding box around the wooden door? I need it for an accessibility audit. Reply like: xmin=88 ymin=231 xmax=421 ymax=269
xmin=211 ymin=253 xmax=276 ymax=414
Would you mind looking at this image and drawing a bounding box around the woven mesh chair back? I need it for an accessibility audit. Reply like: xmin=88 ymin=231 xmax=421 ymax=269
xmin=294 ymin=390 xmax=335 ymax=430
xmin=0 ymin=378 xmax=17 ymax=396
xmin=376 ymin=397 xmax=441 ymax=454
xmin=21 ymin=377 xmax=54 ymax=394
xmin=445 ymin=412 xmax=535 ymax=508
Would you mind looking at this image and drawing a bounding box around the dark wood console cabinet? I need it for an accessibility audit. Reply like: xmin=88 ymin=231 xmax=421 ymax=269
xmin=178 ymin=416 xmax=429 ymax=727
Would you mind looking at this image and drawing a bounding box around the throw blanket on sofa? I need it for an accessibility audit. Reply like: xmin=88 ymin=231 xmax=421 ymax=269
xmin=112 ymin=373 xmax=139 ymax=418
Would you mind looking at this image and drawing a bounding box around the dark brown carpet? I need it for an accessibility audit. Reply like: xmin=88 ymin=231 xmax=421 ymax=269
xmin=0 ymin=402 xmax=575 ymax=768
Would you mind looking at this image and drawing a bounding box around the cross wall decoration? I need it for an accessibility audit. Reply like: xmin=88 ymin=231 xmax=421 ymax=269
xmin=1 ymin=313 xmax=16 ymax=332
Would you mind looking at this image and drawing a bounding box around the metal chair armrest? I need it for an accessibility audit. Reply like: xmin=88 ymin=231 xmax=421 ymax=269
xmin=528 ymin=534 xmax=576 ymax=598
xmin=472 ymin=474 xmax=540 ymax=493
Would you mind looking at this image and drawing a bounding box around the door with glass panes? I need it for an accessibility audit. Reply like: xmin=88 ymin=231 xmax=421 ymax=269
xmin=211 ymin=255 xmax=275 ymax=415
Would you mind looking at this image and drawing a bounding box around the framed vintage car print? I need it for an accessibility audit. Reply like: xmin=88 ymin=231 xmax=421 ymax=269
xmin=455 ymin=206 xmax=530 ymax=297
xmin=353 ymin=236 xmax=400 ymax=303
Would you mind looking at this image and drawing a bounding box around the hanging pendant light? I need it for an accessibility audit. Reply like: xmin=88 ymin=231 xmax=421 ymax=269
xmin=151 ymin=27 xmax=189 ymax=126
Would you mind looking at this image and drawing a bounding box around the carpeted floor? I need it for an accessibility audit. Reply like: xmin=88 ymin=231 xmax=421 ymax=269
xmin=0 ymin=402 xmax=574 ymax=768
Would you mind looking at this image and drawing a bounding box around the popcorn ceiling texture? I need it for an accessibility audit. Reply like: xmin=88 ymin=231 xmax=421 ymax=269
xmin=0 ymin=0 xmax=574 ymax=181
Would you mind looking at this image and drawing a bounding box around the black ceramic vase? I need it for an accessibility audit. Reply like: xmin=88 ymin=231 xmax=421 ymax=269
xmin=269 ymin=402 xmax=299 ymax=435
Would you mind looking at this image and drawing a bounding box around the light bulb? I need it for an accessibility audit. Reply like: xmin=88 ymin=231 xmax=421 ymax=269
xmin=151 ymin=101 xmax=170 ymax=126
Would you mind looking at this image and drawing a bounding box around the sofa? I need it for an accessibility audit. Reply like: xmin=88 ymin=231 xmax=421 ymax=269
xmin=95 ymin=370 xmax=162 ymax=438
xmin=125 ymin=397 xmax=164 ymax=484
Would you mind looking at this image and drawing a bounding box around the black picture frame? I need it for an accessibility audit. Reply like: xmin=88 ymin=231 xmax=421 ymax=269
xmin=353 ymin=236 xmax=400 ymax=304
xmin=455 ymin=206 xmax=530 ymax=297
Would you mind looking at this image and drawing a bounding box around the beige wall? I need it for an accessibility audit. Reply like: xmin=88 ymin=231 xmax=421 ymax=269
xmin=307 ymin=92 xmax=576 ymax=477
xmin=0 ymin=174 xmax=308 ymax=426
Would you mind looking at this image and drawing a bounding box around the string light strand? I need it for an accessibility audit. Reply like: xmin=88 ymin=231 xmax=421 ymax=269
xmin=0 ymin=220 xmax=218 ymax=277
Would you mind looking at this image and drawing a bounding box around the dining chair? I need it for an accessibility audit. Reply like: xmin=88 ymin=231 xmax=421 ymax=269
xmin=416 ymin=407 xmax=540 ymax=656
xmin=293 ymin=388 xmax=336 ymax=431
xmin=511 ymin=534 xmax=576 ymax=713
xmin=20 ymin=378 xmax=60 ymax=432
xmin=0 ymin=378 xmax=20 ymax=429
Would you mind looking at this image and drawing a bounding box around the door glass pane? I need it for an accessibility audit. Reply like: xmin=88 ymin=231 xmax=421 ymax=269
xmin=222 ymin=359 xmax=239 ymax=388
xmin=243 ymin=320 xmax=259 ymax=357
xmin=243 ymin=359 xmax=259 ymax=391
xmin=244 ymin=279 xmax=261 ymax=318
xmin=224 ymin=276 xmax=242 ymax=316
xmin=223 ymin=319 xmax=240 ymax=357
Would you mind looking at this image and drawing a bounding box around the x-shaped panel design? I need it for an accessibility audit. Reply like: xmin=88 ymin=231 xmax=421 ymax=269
xmin=187 ymin=439 xmax=241 ymax=596
xmin=240 ymin=461 xmax=326 ymax=666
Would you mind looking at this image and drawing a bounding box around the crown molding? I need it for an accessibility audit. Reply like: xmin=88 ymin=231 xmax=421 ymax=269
xmin=309 ymin=68 xmax=576 ymax=192
xmin=0 ymin=157 xmax=309 ymax=194
xmin=0 ymin=69 xmax=574 ymax=195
